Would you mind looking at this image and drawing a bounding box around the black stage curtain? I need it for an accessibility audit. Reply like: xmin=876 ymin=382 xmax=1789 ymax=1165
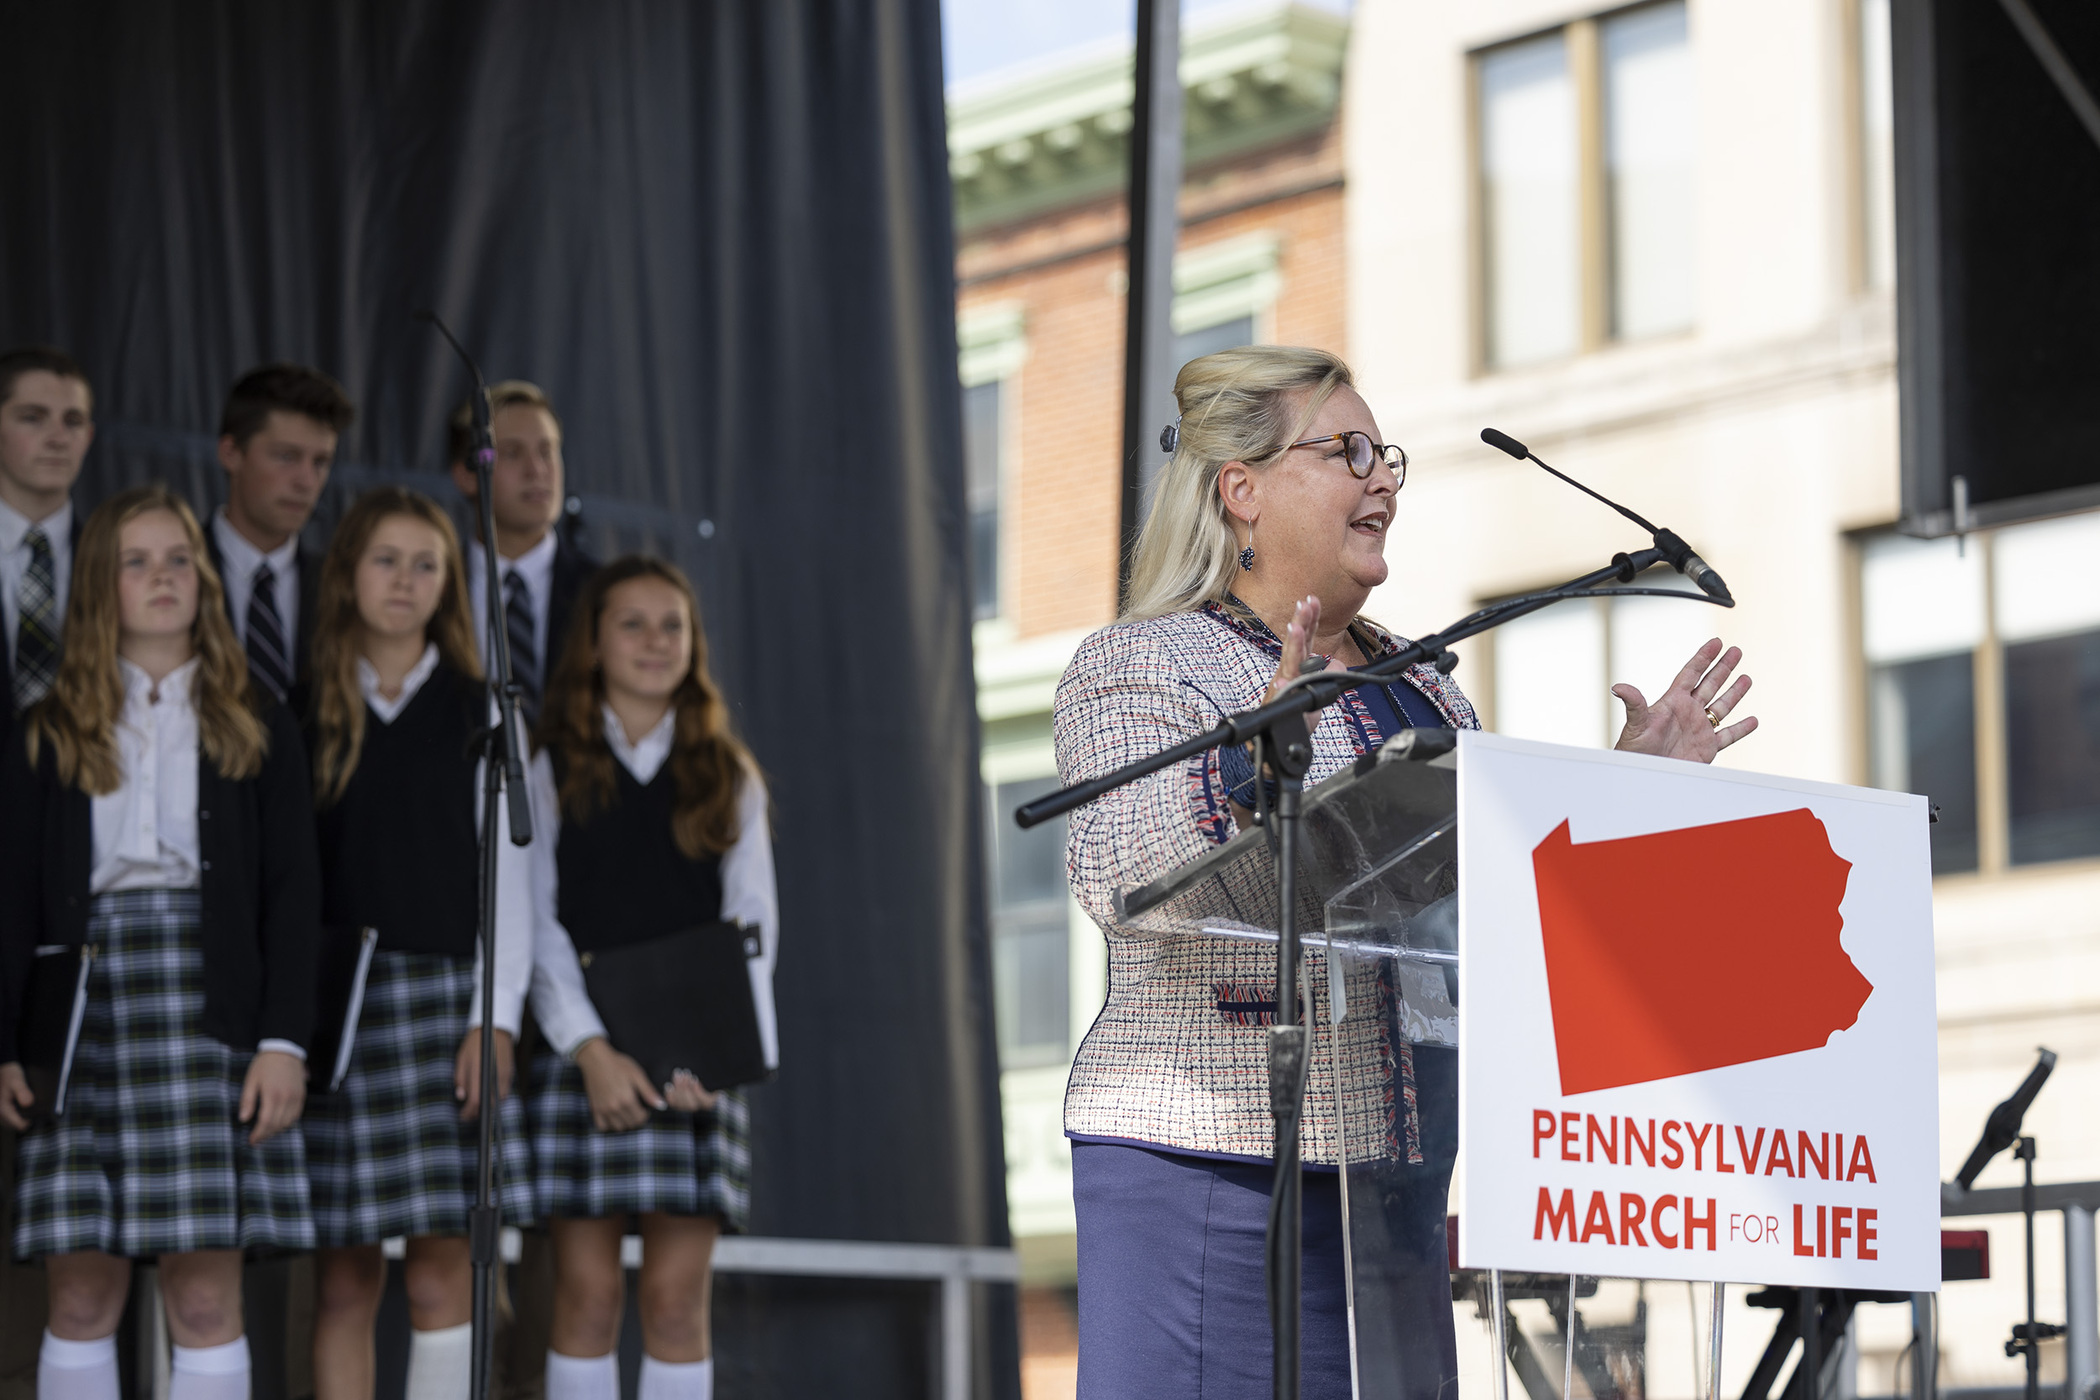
xmin=0 ymin=2 xmax=1013 ymax=1395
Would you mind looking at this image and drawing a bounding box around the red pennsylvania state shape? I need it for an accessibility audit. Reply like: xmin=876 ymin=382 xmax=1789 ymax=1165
xmin=1530 ymin=808 xmax=1873 ymax=1095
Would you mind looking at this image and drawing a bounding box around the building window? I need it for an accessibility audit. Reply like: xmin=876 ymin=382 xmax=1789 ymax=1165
xmin=1994 ymin=518 xmax=2100 ymax=863
xmin=957 ymin=303 xmax=1027 ymax=622
xmin=1133 ymin=232 xmax=1278 ymax=506
xmin=1171 ymin=232 xmax=1277 ymax=370
xmin=987 ymin=776 xmax=1071 ymax=1068
xmin=1175 ymin=315 xmax=1254 ymax=367
xmin=1602 ymin=2 xmax=1696 ymax=339
xmin=963 ymin=380 xmax=1001 ymax=620
xmin=1476 ymin=1 xmax=1695 ymax=370
xmin=1479 ymin=31 xmax=1581 ymax=368
xmin=1490 ymin=572 xmax=1711 ymax=749
xmin=1861 ymin=514 xmax=2100 ymax=875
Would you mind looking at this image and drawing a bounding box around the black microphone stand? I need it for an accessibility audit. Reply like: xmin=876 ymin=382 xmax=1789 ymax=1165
xmin=420 ymin=311 xmax=536 ymax=1400
xmin=1017 ymin=543 xmax=1726 ymax=1400
xmin=1950 ymin=1049 xmax=2060 ymax=1400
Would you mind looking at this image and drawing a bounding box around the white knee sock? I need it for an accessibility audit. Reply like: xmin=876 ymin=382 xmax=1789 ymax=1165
xmin=39 ymin=1331 xmax=120 ymax=1400
xmin=639 ymin=1355 xmax=713 ymax=1400
xmin=169 ymin=1335 xmax=250 ymax=1400
xmin=405 ymin=1322 xmax=474 ymax=1400
xmin=545 ymin=1348 xmax=621 ymax=1400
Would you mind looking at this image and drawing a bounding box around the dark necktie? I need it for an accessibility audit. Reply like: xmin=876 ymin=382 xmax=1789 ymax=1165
xmin=504 ymin=568 xmax=540 ymax=722
xmin=246 ymin=560 xmax=294 ymax=700
xmin=13 ymin=525 xmax=59 ymax=711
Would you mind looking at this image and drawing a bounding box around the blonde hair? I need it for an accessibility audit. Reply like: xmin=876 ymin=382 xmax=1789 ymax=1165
xmin=307 ymin=487 xmax=481 ymax=804
xmin=25 ymin=486 xmax=267 ymax=791
xmin=1120 ymin=345 xmax=1355 ymax=622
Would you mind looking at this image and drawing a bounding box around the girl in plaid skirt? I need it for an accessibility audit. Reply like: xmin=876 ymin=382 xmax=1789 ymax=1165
xmin=297 ymin=489 xmax=535 ymax=1400
xmin=0 ymin=486 xmax=321 ymax=1400
xmin=524 ymin=557 xmax=776 ymax=1400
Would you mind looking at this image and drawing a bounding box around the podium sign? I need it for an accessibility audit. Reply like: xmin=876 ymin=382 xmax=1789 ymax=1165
xmin=1457 ymin=731 xmax=1941 ymax=1291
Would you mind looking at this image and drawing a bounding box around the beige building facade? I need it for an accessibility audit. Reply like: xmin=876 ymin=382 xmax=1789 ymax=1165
xmin=1347 ymin=0 xmax=2100 ymax=1393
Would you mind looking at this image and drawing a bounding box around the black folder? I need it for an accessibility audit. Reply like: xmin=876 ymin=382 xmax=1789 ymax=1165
xmin=580 ymin=920 xmax=768 ymax=1094
xmin=308 ymin=926 xmax=380 ymax=1094
xmin=20 ymin=944 xmax=95 ymax=1124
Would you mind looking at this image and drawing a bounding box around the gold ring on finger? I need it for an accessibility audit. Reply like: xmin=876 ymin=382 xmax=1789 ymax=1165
xmin=1704 ymin=705 xmax=1723 ymax=730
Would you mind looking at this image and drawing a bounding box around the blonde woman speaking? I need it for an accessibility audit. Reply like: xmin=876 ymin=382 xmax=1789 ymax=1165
xmin=1053 ymin=346 xmax=1756 ymax=1399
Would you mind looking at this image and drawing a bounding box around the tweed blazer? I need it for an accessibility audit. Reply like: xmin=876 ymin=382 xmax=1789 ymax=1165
xmin=1054 ymin=601 xmax=1478 ymax=1164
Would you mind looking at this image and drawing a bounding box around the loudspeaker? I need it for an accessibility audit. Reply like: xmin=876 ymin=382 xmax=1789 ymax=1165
xmin=1895 ymin=0 xmax=2100 ymax=535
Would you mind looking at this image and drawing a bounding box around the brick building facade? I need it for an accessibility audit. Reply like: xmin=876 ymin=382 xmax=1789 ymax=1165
xmin=946 ymin=6 xmax=1352 ymax=1393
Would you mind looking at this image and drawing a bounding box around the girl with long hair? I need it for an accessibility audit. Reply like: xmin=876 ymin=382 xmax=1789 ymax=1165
xmin=298 ymin=487 xmax=534 ymax=1400
xmin=525 ymin=556 xmax=776 ymax=1400
xmin=0 ymin=485 xmax=319 ymax=1400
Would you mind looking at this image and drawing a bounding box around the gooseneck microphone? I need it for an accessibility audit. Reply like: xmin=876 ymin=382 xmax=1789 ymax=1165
xmin=1954 ymin=1047 xmax=2056 ymax=1191
xmin=1480 ymin=427 xmax=1734 ymax=605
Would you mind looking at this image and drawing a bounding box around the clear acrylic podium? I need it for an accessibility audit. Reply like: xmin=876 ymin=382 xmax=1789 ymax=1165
xmin=1114 ymin=730 xmax=1683 ymax=1400
xmin=1116 ymin=729 xmax=1467 ymax=1400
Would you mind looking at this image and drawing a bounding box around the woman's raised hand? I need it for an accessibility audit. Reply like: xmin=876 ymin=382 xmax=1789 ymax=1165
xmin=1262 ymin=594 xmax=1341 ymax=706
xmin=1612 ymin=638 xmax=1756 ymax=763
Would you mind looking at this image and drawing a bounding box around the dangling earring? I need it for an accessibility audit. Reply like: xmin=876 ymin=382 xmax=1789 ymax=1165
xmin=1238 ymin=522 xmax=1256 ymax=571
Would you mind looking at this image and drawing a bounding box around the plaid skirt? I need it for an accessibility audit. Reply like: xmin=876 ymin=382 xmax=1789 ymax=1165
xmin=303 ymin=950 xmax=534 ymax=1247
xmin=13 ymin=888 xmax=314 ymax=1261
xmin=526 ymin=1046 xmax=750 ymax=1232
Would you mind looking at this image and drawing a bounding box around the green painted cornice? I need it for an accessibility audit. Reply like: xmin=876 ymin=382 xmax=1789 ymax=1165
xmin=948 ymin=3 xmax=1348 ymax=237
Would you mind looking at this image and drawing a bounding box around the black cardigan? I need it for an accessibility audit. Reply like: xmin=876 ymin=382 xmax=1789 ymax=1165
xmin=0 ymin=698 xmax=323 ymax=1061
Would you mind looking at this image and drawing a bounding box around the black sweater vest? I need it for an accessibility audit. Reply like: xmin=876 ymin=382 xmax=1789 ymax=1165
xmin=553 ymin=752 xmax=724 ymax=953
xmin=313 ymin=666 xmax=481 ymax=956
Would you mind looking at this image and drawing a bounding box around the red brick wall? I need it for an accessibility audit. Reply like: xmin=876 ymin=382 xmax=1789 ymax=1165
xmin=959 ymin=121 xmax=1347 ymax=641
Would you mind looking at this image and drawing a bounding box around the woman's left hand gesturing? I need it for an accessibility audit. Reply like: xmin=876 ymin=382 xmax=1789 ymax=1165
xmin=1612 ymin=638 xmax=1756 ymax=763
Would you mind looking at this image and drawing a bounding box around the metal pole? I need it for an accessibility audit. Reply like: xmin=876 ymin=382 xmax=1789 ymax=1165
xmin=1272 ymin=773 xmax=1304 ymax=1400
xmin=1801 ymin=1289 xmax=1821 ymax=1400
xmin=2023 ymin=1139 xmax=2042 ymax=1400
xmin=2067 ymin=1204 xmax=2097 ymax=1400
xmin=1564 ymin=1276 xmax=1578 ymax=1400
xmin=1709 ymin=1283 xmax=1726 ymax=1400
xmin=1117 ymin=0 xmax=1183 ymax=591
xmin=1910 ymin=1293 xmax=1936 ymax=1400
xmin=942 ymin=1270 xmax=970 ymax=1400
xmin=1491 ymin=1271 xmax=1511 ymax=1400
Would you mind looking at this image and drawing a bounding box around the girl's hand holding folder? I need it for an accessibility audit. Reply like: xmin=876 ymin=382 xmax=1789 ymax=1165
xmin=575 ymin=1036 xmax=668 ymax=1132
xmin=663 ymin=1068 xmax=717 ymax=1115
xmin=0 ymin=1063 xmax=31 ymax=1131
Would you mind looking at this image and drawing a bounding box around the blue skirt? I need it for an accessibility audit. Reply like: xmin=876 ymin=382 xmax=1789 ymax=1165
xmin=1072 ymin=1142 xmax=1351 ymax=1400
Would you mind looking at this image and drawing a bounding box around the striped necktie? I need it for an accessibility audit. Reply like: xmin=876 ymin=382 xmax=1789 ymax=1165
xmin=13 ymin=525 xmax=59 ymax=711
xmin=246 ymin=560 xmax=294 ymax=700
xmin=504 ymin=567 xmax=540 ymax=723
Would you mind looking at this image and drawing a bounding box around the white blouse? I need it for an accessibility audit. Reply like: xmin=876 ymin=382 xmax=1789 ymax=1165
xmin=91 ymin=659 xmax=203 ymax=895
xmin=360 ymin=643 xmax=535 ymax=1035
xmin=527 ymin=705 xmax=779 ymax=1069
xmin=91 ymin=656 xmax=303 ymax=1060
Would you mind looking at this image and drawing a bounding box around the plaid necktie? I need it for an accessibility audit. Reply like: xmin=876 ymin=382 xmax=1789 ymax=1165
xmin=504 ymin=568 xmax=540 ymax=723
xmin=246 ymin=560 xmax=294 ymax=700
xmin=12 ymin=525 xmax=59 ymax=711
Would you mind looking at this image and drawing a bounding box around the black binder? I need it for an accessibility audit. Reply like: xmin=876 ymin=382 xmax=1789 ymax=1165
xmin=20 ymin=944 xmax=95 ymax=1124
xmin=580 ymin=920 xmax=768 ymax=1093
xmin=308 ymin=926 xmax=380 ymax=1094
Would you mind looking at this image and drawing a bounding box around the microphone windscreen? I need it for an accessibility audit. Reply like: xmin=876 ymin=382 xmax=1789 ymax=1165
xmin=1481 ymin=427 xmax=1529 ymax=460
